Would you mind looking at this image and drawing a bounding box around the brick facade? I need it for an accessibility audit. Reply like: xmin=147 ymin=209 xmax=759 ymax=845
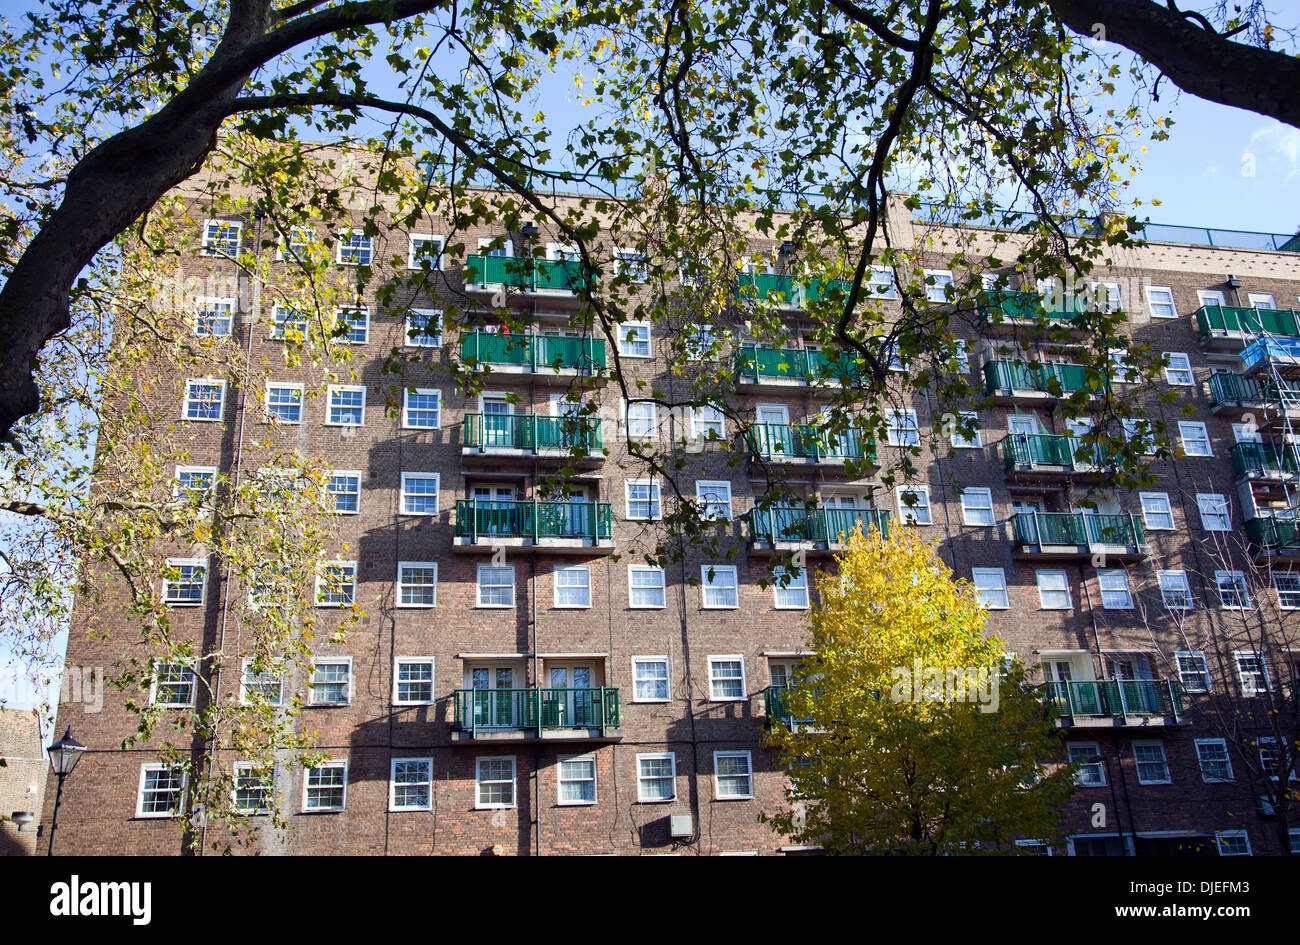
xmin=38 ymin=154 xmax=1300 ymax=855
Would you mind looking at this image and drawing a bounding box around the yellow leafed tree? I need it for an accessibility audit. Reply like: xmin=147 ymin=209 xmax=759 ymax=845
xmin=762 ymin=526 xmax=1077 ymax=854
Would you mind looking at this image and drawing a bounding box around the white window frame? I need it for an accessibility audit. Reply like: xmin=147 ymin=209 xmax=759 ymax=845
xmin=772 ymin=566 xmax=810 ymax=609
xmin=713 ymin=750 xmax=754 ymax=799
xmin=557 ymin=754 xmax=598 ymax=805
xmin=336 ymin=305 xmax=370 ymax=344
xmin=701 ymin=565 xmax=739 ymax=609
xmin=1108 ymin=347 xmax=1137 ymax=383
xmin=1132 ymin=741 xmax=1171 ymax=785
xmin=1067 ymin=742 xmax=1105 ymax=787
xmin=632 ymin=656 xmax=671 ymax=702
xmin=1175 ymin=651 xmax=1210 ymax=693
xmin=691 ymin=405 xmax=726 ymax=440
xmin=1163 ymin=352 xmax=1193 ymax=385
xmin=265 ymin=382 xmax=304 ymax=424
xmin=866 ymin=265 xmax=898 ymax=299
xmin=201 ymin=219 xmax=241 ymax=257
xmin=136 ymin=764 xmax=188 ymax=818
xmin=399 ymin=472 xmax=439 ymax=515
xmin=405 ymin=309 xmax=442 ymax=347
xmin=1178 ymin=421 xmax=1213 ymax=457
xmin=886 ymin=409 xmax=919 ymax=447
xmin=401 ymin=387 xmax=442 ymax=429
xmin=1274 ymin=572 xmax=1300 ymax=610
xmin=951 ymin=410 xmax=981 ymax=448
xmin=315 ymin=561 xmax=358 ymax=608
xmin=1089 ymin=280 xmax=1122 ymax=313
xmin=1036 ymin=569 xmax=1072 ymax=610
xmin=708 ymin=655 xmax=747 ymax=701
xmin=397 ymin=562 xmax=438 ymax=608
xmin=1248 ymin=292 xmax=1276 ymax=310
xmin=303 ymin=760 xmax=348 ymax=812
xmin=336 ymin=231 xmax=374 ymax=266
xmin=407 ymin=233 xmax=444 ymax=270
xmin=897 ymin=485 xmax=932 ymax=525
xmin=475 ymin=756 xmax=517 ymax=809
xmin=195 ymin=296 xmax=235 ymax=337
xmin=636 ymin=752 xmax=678 ymax=802
xmin=270 ymin=305 xmax=308 ymax=341
xmin=1215 ymin=570 xmax=1250 ymax=609
xmin=625 ymin=479 xmax=662 ymax=520
xmin=389 ymin=757 xmax=434 ymax=812
xmin=240 ymin=658 xmax=284 ymax=706
xmin=1215 ymin=830 xmax=1251 ymax=856
xmin=476 ymin=563 xmax=516 ymax=608
xmin=972 ymin=568 xmax=1008 ymax=609
xmin=1195 ymin=738 xmax=1233 ymax=783
xmin=231 ymin=762 xmax=275 ymax=815
xmin=1122 ymin=418 xmax=1155 ymax=454
xmin=150 ymin=661 xmax=198 ymax=708
xmin=624 ymin=399 xmax=657 ymax=439
xmin=277 ymin=224 xmax=314 ymax=262
xmin=392 ymin=657 xmax=436 ymax=705
xmin=183 ymin=378 xmax=226 ymax=422
xmin=924 ymin=268 xmax=954 ymax=303
xmin=1139 ymin=492 xmax=1175 ymax=530
xmin=325 ymin=385 xmax=366 ymax=426
xmin=1097 ymin=569 xmax=1133 ymax=609
xmin=617 ymin=321 xmax=652 ymax=357
xmin=174 ymin=465 xmax=217 ymax=507
xmin=162 ymin=557 xmax=207 ymax=606
xmin=614 ymin=247 xmax=648 ymax=282
xmin=327 ymin=471 xmax=362 ymax=515
xmin=553 ymin=563 xmax=592 ymax=609
xmin=696 ymin=480 xmax=733 ymax=521
xmin=1157 ymin=570 xmax=1194 ymax=611
xmin=1196 ymin=493 xmax=1231 ymax=531
xmin=1145 ymin=285 xmax=1178 ymax=319
xmin=1234 ymin=651 xmax=1271 ymax=695
xmin=628 ymin=566 xmax=666 ymax=609
xmin=308 ymin=657 xmax=353 ymax=706
xmin=959 ymin=487 xmax=995 ymax=526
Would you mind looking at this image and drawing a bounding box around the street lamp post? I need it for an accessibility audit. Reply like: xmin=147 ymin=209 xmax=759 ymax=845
xmin=46 ymin=727 xmax=86 ymax=856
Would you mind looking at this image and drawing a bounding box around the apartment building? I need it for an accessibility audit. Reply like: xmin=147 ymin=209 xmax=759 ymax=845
xmin=37 ymin=154 xmax=1300 ymax=855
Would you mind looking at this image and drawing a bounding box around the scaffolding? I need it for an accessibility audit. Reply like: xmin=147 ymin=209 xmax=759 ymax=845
xmin=1238 ymin=325 xmax=1300 ymax=546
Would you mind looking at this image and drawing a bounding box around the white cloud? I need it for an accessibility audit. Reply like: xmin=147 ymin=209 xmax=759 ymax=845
xmin=1246 ymin=121 xmax=1300 ymax=182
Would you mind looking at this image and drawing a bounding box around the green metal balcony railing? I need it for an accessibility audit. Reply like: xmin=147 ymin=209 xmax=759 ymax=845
xmin=465 ymin=253 xmax=587 ymax=293
xmin=1001 ymin=434 xmax=1110 ymax=471
xmin=1230 ymin=441 xmax=1300 ymax=478
xmin=452 ymin=687 xmax=620 ymax=736
xmin=748 ymin=506 xmax=890 ymax=544
xmin=736 ymin=272 xmax=853 ymax=306
xmin=735 ymin=345 xmax=864 ymax=384
xmin=1012 ymin=511 xmax=1146 ymax=549
xmin=463 ymin=413 xmax=602 ymax=453
xmin=1043 ymin=679 xmax=1183 ymax=721
xmin=983 ymin=359 xmax=1094 ymax=397
xmin=1244 ymin=513 xmax=1300 ymax=553
xmin=1194 ymin=304 xmax=1300 ymax=339
xmin=745 ymin=423 xmax=877 ymax=464
xmin=459 ymin=331 xmax=607 ymax=371
xmin=976 ymin=290 xmax=1089 ymax=324
xmin=454 ymin=500 xmax=613 ymax=542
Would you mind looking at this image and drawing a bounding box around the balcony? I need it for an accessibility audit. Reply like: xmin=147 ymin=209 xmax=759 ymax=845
xmin=983 ymin=360 xmax=1098 ymax=405
xmin=1043 ymin=679 xmax=1185 ymax=728
xmin=1194 ymin=304 xmax=1300 ymax=352
xmin=736 ymin=272 xmax=853 ymax=310
xmin=464 ymin=254 xmax=587 ymax=297
xmin=1244 ymin=512 xmax=1300 ymax=557
xmin=1011 ymin=511 xmax=1147 ymax=560
xmin=452 ymin=500 xmax=614 ymax=554
xmin=1207 ymin=371 xmax=1300 ymax=421
xmin=462 ymin=413 xmax=603 ymax=465
xmin=745 ymin=423 xmax=877 ymax=468
xmin=451 ymin=687 xmax=621 ymax=743
xmin=1001 ymin=434 xmax=1111 ymax=479
xmin=975 ymin=290 xmax=1091 ymax=336
xmin=1230 ymin=441 xmax=1300 ymax=483
xmin=459 ymin=331 xmax=607 ymax=380
xmin=735 ymin=344 xmax=864 ymax=391
xmin=747 ymin=505 xmax=890 ymax=556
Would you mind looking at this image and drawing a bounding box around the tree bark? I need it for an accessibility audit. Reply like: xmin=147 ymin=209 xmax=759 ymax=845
xmin=1048 ymin=0 xmax=1300 ymax=129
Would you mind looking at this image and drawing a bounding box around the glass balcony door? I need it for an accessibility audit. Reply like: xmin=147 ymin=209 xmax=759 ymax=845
xmin=470 ymin=666 xmax=520 ymax=729
xmin=545 ymin=664 xmax=595 ymax=727
xmin=481 ymin=396 xmax=514 ymax=448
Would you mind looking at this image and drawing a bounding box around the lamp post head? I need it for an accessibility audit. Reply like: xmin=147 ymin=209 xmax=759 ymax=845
xmin=47 ymin=727 xmax=86 ymax=777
